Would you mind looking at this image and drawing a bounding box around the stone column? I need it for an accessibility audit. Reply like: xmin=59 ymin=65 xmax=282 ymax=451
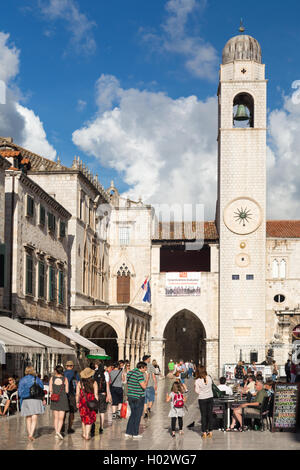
xmin=206 ymin=338 xmax=219 ymax=380
xmin=117 ymin=339 xmax=125 ymax=361
xmin=150 ymin=338 xmax=166 ymax=376
xmin=125 ymin=342 xmax=131 ymax=362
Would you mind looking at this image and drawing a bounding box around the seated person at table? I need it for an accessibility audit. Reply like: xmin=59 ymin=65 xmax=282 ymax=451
xmin=0 ymin=377 xmax=18 ymax=416
xmin=218 ymin=377 xmax=233 ymax=396
xmin=228 ymin=380 xmax=267 ymax=431
xmin=241 ymin=375 xmax=256 ymax=396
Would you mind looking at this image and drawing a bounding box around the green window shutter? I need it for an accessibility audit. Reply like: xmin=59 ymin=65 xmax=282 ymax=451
xmin=26 ymin=254 xmax=34 ymax=295
xmin=49 ymin=266 xmax=55 ymax=301
xmin=27 ymin=196 xmax=34 ymax=217
xmin=58 ymin=271 xmax=64 ymax=305
xmin=40 ymin=205 xmax=45 ymax=226
xmin=0 ymin=244 xmax=5 ymax=288
xmin=60 ymin=221 xmax=66 ymax=238
xmin=48 ymin=213 xmax=56 ymax=233
xmin=38 ymin=261 xmax=45 ymax=298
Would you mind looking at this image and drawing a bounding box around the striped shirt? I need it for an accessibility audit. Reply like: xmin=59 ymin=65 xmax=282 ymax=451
xmin=127 ymin=368 xmax=145 ymax=398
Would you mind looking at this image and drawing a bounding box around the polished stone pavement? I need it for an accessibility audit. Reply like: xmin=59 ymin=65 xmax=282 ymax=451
xmin=1 ymin=377 xmax=300 ymax=451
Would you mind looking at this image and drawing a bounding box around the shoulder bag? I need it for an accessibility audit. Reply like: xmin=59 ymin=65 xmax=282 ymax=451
xmin=80 ymin=381 xmax=98 ymax=411
xmin=50 ymin=377 xmax=66 ymax=402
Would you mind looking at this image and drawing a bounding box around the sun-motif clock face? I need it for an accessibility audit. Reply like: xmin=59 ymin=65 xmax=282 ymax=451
xmin=223 ymin=197 xmax=262 ymax=235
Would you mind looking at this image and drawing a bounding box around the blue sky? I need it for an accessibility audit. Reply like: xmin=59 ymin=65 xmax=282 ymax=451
xmin=1 ymin=0 xmax=300 ymax=219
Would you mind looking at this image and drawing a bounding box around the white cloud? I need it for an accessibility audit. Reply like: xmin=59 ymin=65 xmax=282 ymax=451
xmin=72 ymin=74 xmax=300 ymax=222
xmin=77 ymin=99 xmax=87 ymax=112
xmin=0 ymin=31 xmax=56 ymax=160
xmin=267 ymin=91 xmax=300 ymax=219
xmin=16 ymin=104 xmax=56 ymax=159
xmin=142 ymin=0 xmax=218 ymax=81
xmin=72 ymin=75 xmax=218 ymax=219
xmin=38 ymin=0 xmax=96 ymax=55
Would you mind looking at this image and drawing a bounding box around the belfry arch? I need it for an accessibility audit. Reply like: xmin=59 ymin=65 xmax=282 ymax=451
xmin=163 ymin=309 xmax=206 ymax=372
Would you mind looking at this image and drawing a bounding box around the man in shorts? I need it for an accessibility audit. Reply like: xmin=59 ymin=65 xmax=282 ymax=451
xmin=63 ymin=360 xmax=80 ymax=434
xmin=142 ymin=355 xmax=157 ymax=418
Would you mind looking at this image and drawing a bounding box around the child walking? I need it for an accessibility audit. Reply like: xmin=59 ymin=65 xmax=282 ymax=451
xmin=166 ymin=382 xmax=186 ymax=437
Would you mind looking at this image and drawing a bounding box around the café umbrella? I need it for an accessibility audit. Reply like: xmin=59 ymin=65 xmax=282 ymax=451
xmin=87 ymin=354 xmax=111 ymax=360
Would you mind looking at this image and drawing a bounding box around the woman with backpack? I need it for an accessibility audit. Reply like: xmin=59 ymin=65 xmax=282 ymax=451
xmin=166 ymin=381 xmax=186 ymax=437
xmin=195 ymin=366 xmax=214 ymax=439
xmin=18 ymin=366 xmax=45 ymax=441
xmin=49 ymin=365 xmax=69 ymax=439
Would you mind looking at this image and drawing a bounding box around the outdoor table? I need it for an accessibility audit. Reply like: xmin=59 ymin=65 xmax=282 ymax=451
xmin=213 ymin=395 xmax=248 ymax=429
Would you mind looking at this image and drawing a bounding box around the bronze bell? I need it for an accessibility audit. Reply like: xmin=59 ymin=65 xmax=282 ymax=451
xmin=234 ymin=104 xmax=249 ymax=121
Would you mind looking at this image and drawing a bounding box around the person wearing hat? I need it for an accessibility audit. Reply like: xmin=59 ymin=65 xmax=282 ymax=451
xmin=75 ymin=368 xmax=98 ymax=440
xmin=63 ymin=360 xmax=80 ymax=434
xmin=142 ymin=354 xmax=157 ymax=419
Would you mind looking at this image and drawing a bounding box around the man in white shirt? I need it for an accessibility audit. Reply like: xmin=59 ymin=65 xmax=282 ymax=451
xmin=218 ymin=377 xmax=233 ymax=395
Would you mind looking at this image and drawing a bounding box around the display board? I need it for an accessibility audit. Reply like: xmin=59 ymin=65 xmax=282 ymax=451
xmin=272 ymin=383 xmax=299 ymax=432
xmin=165 ymin=272 xmax=201 ymax=296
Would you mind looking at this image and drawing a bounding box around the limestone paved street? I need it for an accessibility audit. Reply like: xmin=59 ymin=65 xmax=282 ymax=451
xmin=1 ymin=377 xmax=300 ymax=451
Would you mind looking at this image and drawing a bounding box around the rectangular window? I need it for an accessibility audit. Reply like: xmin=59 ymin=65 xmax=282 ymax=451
xmin=246 ymin=274 xmax=254 ymax=280
xmin=48 ymin=212 xmax=56 ymax=233
xmin=119 ymin=227 xmax=130 ymax=246
xmin=59 ymin=221 xmax=66 ymax=238
xmin=49 ymin=266 xmax=56 ymax=302
xmin=39 ymin=205 xmax=46 ymax=226
xmin=26 ymin=195 xmax=34 ymax=217
xmin=26 ymin=254 xmax=34 ymax=295
xmin=58 ymin=270 xmax=64 ymax=305
xmin=38 ymin=261 xmax=45 ymax=299
xmin=232 ymin=275 xmax=240 ymax=280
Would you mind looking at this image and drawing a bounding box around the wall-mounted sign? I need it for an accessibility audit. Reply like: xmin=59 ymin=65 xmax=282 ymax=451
xmin=292 ymin=325 xmax=300 ymax=340
xmin=165 ymin=272 xmax=201 ymax=297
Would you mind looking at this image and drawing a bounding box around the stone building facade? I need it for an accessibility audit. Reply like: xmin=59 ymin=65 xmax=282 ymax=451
xmin=1 ymin=32 xmax=300 ymax=377
xmin=3 ymin=167 xmax=71 ymax=334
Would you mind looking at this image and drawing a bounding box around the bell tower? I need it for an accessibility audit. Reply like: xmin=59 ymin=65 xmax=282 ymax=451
xmin=217 ymin=27 xmax=267 ymax=372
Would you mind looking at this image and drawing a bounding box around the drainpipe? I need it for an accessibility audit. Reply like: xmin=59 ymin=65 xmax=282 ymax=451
xmin=8 ymin=174 xmax=15 ymax=317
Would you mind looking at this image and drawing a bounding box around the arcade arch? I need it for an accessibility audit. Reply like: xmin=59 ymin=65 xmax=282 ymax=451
xmin=163 ymin=309 xmax=206 ymax=373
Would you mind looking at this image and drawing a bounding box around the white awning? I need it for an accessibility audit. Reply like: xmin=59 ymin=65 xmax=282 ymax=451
xmin=53 ymin=326 xmax=107 ymax=356
xmin=0 ymin=326 xmax=45 ymax=355
xmin=0 ymin=317 xmax=75 ymax=355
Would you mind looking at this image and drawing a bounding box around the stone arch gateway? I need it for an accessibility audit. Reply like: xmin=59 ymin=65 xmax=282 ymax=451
xmin=163 ymin=309 xmax=206 ymax=373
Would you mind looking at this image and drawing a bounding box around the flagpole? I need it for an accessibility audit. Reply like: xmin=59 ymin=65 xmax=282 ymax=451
xmin=129 ymin=276 xmax=151 ymax=306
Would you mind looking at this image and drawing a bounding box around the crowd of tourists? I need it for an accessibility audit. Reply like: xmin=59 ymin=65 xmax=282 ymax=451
xmin=0 ymin=354 xmax=297 ymax=442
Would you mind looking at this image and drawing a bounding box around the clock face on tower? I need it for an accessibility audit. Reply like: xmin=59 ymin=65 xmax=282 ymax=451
xmin=223 ymin=197 xmax=262 ymax=235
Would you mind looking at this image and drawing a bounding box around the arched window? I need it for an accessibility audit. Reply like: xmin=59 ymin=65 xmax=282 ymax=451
xmin=233 ymin=93 xmax=254 ymax=128
xmin=272 ymin=259 xmax=279 ymax=279
xmin=117 ymin=264 xmax=131 ymax=304
xmin=279 ymin=259 xmax=286 ymax=279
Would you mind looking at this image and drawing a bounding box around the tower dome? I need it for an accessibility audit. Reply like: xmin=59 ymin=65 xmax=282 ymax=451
xmin=222 ymin=35 xmax=262 ymax=65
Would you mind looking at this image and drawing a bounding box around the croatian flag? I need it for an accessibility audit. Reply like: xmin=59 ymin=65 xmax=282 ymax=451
xmin=141 ymin=278 xmax=151 ymax=303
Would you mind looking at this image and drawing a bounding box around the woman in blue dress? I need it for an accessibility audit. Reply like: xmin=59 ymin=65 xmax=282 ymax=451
xmin=18 ymin=366 xmax=45 ymax=441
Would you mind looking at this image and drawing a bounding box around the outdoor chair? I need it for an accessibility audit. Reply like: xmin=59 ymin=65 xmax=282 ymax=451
xmin=0 ymin=390 xmax=19 ymax=416
xmin=242 ymin=396 xmax=270 ymax=431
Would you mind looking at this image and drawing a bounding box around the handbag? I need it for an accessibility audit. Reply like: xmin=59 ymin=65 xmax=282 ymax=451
xmin=30 ymin=377 xmax=45 ymax=400
xmin=50 ymin=377 xmax=65 ymax=402
xmin=120 ymin=401 xmax=128 ymax=419
xmin=81 ymin=381 xmax=98 ymax=411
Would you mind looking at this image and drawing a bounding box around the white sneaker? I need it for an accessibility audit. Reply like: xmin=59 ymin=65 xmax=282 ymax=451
xmin=132 ymin=434 xmax=143 ymax=439
xmin=125 ymin=434 xmax=132 ymax=438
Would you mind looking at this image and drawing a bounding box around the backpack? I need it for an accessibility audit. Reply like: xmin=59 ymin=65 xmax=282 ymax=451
xmin=173 ymin=392 xmax=184 ymax=408
xmin=30 ymin=377 xmax=44 ymax=400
